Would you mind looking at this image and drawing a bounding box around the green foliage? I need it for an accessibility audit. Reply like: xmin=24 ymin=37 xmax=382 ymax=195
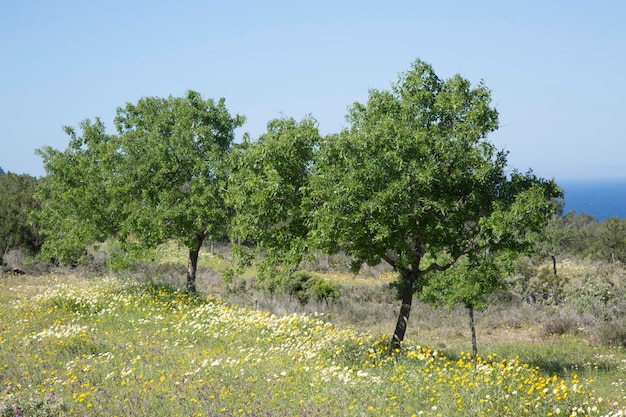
xmin=0 ymin=172 xmax=42 ymax=260
xmin=542 ymin=212 xmax=600 ymax=257
xmin=305 ymin=59 xmax=561 ymax=343
xmin=512 ymin=260 xmax=554 ymax=305
xmin=221 ymin=267 xmax=235 ymax=284
xmin=113 ymin=91 xmax=244 ymax=252
xmin=282 ymin=270 xmax=340 ymax=304
xmin=420 ymin=252 xmax=515 ymax=311
xmin=227 ymin=116 xmax=321 ymax=275
xmin=309 ymin=277 xmax=341 ymax=303
xmin=529 ymin=265 xmax=569 ymax=306
xmin=106 ymin=249 xmax=139 ymax=272
xmin=308 ymin=60 xmax=560 ymax=276
xmin=283 ymin=270 xmax=314 ymax=303
xmin=512 ymin=259 xmax=625 ymax=321
xmin=419 ymin=251 xmax=519 ymax=357
xmin=599 ymin=216 xmax=626 ymax=262
xmin=566 ymin=270 xmax=623 ymax=320
xmin=542 ymin=212 xmax=626 ymax=263
xmin=35 ymin=91 xmax=244 ymax=291
xmin=34 ymin=119 xmax=120 ymax=264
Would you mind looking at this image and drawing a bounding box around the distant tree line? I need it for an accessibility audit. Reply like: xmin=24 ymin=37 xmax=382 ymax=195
xmin=545 ymin=212 xmax=626 ymax=263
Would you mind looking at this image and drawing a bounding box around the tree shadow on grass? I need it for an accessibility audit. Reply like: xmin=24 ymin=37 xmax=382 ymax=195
xmin=525 ymin=354 xmax=616 ymax=378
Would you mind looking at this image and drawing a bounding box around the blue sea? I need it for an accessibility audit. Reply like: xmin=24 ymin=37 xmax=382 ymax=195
xmin=559 ymin=178 xmax=626 ymax=221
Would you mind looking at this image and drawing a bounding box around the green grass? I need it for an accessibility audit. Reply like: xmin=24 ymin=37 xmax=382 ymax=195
xmin=1 ymin=274 xmax=625 ymax=416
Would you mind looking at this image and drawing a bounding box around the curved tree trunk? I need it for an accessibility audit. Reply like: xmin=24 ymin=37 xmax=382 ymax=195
xmin=186 ymin=233 xmax=206 ymax=293
xmin=391 ymin=271 xmax=416 ymax=350
xmin=549 ymin=254 xmax=557 ymax=274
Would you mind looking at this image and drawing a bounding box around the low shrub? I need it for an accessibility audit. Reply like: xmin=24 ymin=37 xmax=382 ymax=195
xmin=566 ymin=272 xmax=624 ymax=321
xmin=283 ymin=270 xmax=311 ymax=303
xmin=0 ymin=393 xmax=68 ymax=417
xmin=541 ymin=310 xmax=580 ymax=336
xmin=309 ymin=277 xmax=341 ymax=303
xmin=283 ymin=270 xmax=341 ymax=305
xmin=598 ymin=318 xmax=626 ymax=348
xmin=1 ymin=248 xmax=26 ymax=270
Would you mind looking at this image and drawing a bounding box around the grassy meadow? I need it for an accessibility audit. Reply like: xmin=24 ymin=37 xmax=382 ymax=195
xmin=2 ymin=246 xmax=626 ymax=416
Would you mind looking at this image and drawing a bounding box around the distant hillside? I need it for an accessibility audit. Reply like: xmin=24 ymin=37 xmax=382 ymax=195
xmin=0 ymin=166 xmax=4 ymax=174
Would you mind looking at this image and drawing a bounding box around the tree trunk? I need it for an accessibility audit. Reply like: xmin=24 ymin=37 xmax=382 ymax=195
xmin=391 ymin=271 xmax=415 ymax=350
xmin=549 ymin=254 xmax=557 ymax=274
xmin=186 ymin=247 xmax=199 ymax=293
xmin=468 ymin=304 xmax=478 ymax=364
xmin=186 ymin=234 xmax=205 ymax=293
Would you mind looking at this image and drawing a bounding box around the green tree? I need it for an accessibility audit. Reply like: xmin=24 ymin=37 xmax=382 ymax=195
xmin=307 ymin=60 xmax=561 ymax=346
xmin=35 ymin=91 xmax=244 ymax=291
xmin=599 ymin=216 xmax=626 ymax=263
xmin=35 ymin=119 xmax=119 ymax=264
xmin=420 ymin=251 xmax=516 ymax=359
xmin=545 ymin=212 xmax=600 ymax=258
xmin=0 ymin=172 xmax=42 ymax=261
xmin=227 ymin=117 xmax=321 ymax=288
xmin=113 ymin=91 xmax=244 ymax=292
xmin=536 ymin=200 xmax=565 ymax=274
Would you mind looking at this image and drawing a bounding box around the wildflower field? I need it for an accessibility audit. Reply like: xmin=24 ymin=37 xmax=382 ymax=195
xmin=1 ymin=274 xmax=625 ymax=416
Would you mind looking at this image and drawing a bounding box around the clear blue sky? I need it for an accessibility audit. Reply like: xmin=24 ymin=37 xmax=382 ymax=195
xmin=1 ymin=1 xmax=624 ymax=181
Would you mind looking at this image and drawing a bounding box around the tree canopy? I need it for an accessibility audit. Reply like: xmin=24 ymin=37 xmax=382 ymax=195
xmin=35 ymin=91 xmax=244 ymax=291
xmin=227 ymin=116 xmax=321 ymax=286
xmin=113 ymin=91 xmax=244 ymax=291
xmin=35 ymin=119 xmax=118 ymax=264
xmin=0 ymin=172 xmax=41 ymax=261
xmin=305 ymin=60 xmax=562 ymax=345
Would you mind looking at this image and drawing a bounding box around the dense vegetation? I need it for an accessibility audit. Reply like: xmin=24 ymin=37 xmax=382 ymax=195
xmin=2 ymin=59 xmax=626 ymax=415
xmin=0 ymin=171 xmax=41 ymax=267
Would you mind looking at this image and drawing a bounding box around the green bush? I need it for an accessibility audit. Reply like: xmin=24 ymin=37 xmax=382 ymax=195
xmin=524 ymin=266 xmax=569 ymax=306
xmin=566 ymin=272 xmax=623 ymax=321
xmin=283 ymin=270 xmax=314 ymax=304
xmin=220 ymin=267 xmax=251 ymax=296
xmin=282 ymin=271 xmax=340 ymax=305
xmin=309 ymin=277 xmax=341 ymax=302
xmin=511 ymin=262 xmax=568 ymax=306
